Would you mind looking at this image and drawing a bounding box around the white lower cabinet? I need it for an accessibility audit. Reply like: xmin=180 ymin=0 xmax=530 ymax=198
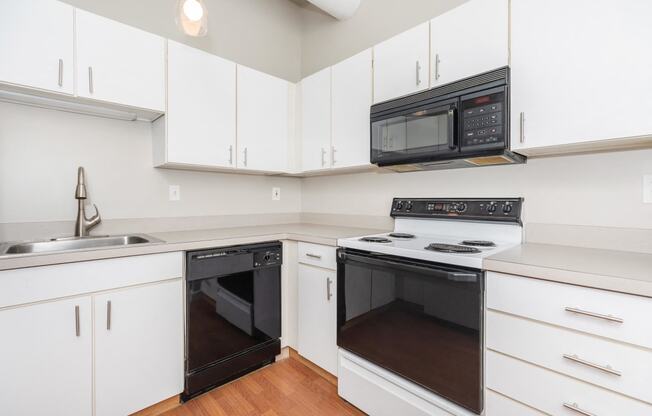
xmin=94 ymin=280 xmax=184 ymax=416
xmin=0 ymin=296 xmax=93 ymax=416
xmin=297 ymin=259 xmax=337 ymax=375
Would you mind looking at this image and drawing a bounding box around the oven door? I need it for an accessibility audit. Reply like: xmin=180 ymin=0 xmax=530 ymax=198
xmin=336 ymin=248 xmax=483 ymax=414
xmin=371 ymin=100 xmax=459 ymax=166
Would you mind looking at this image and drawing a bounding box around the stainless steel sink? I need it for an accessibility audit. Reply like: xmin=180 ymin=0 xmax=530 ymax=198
xmin=0 ymin=234 xmax=163 ymax=255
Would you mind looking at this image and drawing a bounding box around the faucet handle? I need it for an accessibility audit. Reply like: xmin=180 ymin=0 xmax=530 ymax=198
xmin=85 ymin=204 xmax=101 ymax=230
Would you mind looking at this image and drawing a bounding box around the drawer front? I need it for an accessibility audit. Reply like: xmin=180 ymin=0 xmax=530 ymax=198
xmin=487 ymin=350 xmax=652 ymax=416
xmin=0 ymin=252 xmax=183 ymax=308
xmin=487 ymin=272 xmax=652 ymax=349
xmin=298 ymin=242 xmax=336 ymax=270
xmin=486 ymin=389 xmax=546 ymax=416
xmin=487 ymin=310 xmax=652 ymax=403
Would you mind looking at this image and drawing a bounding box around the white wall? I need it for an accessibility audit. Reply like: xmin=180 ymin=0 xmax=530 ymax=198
xmin=0 ymin=102 xmax=301 ymax=223
xmin=302 ymin=149 xmax=652 ymax=229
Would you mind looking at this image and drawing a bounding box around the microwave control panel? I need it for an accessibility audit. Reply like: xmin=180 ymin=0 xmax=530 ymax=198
xmin=460 ymin=89 xmax=506 ymax=149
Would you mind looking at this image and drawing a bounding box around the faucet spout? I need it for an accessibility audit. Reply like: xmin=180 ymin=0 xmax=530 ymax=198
xmin=73 ymin=167 xmax=101 ymax=237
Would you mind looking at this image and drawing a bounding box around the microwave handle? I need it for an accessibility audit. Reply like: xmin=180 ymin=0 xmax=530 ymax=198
xmin=448 ymin=109 xmax=456 ymax=149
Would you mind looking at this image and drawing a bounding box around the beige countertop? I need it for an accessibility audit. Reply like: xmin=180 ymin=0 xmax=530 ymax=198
xmin=0 ymin=223 xmax=387 ymax=271
xmin=484 ymin=243 xmax=652 ymax=297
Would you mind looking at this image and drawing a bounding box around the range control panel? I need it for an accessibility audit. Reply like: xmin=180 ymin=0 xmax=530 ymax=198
xmin=390 ymin=198 xmax=523 ymax=223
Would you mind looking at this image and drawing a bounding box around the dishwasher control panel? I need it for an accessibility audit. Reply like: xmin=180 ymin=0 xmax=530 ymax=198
xmin=254 ymin=247 xmax=282 ymax=268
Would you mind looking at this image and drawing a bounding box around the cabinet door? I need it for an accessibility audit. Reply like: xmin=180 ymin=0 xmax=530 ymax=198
xmin=331 ymin=49 xmax=372 ymax=169
xmin=301 ymin=67 xmax=332 ymax=171
xmin=373 ymin=22 xmax=430 ymax=104
xmin=94 ymin=280 xmax=184 ymax=416
xmin=167 ymin=41 xmax=236 ymax=167
xmin=298 ymin=264 xmax=337 ymax=375
xmin=0 ymin=0 xmax=74 ymax=94
xmin=430 ymin=0 xmax=508 ymax=87
xmin=0 ymin=297 xmax=92 ymax=416
xmin=511 ymin=0 xmax=652 ymax=151
xmin=237 ymin=65 xmax=289 ymax=172
xmin=76 ymin=9 xmax=165 ymax=111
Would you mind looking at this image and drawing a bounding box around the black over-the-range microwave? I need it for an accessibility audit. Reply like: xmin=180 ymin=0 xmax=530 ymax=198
xmin=370 ymin=67 xmax=525 ymax=171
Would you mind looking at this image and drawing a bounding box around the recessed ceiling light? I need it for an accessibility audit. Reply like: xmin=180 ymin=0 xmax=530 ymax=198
xmin=176 ymin=0 xmax=208 ymax=37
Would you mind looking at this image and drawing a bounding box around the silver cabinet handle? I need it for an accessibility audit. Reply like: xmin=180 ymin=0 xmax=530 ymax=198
xmin=321 ymin=148 xmax=326 ymax=167
xmin=75 ymin=305 xmax=80 ymax=337
xmin=415 ymin=60 xmax=422 ymax=86
xmin=326 ymin=277 xmax=333 ymax=301
xmin=306 ymin=253 xmax=322 ymax=259
xmin=563 ymin=402 xmax=597 ymax=416
xmin=563 ymin=354 xmax=621 ymax=376
xmin=519 ymin=112 xmax=525 ymax=143
xmin=434 ymin=53 xmax=440 ymax=81
xmin=331 ymin=146 xmax=337 ymax=165
xmin=88 ymin=67 xmax=94 ymax=94
xmin=229 ymin=145 xmax=233 ymax=165
xmin=565 ymin=307 xmax=624 ymax=323
xmin=243 ymin=147 xmax=248 ymax=167
xmin=106 ymin=300 xmax=112 ymax=331
xmin=58 ymin=59 xmax=63 ymax=87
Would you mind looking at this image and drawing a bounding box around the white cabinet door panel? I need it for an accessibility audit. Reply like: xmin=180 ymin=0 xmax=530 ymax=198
xmin=332 ymin=49 xmax=372 ymax=168
xmin=511 ymin=0 xmax=652 ymax=150
xmin=430 ymin=0 xmax=508 ymax=86
xmin=0 ymin=296 xmax=92 ymax=416
xmin=301 ymin=68 xmax=332 ymax=171
xmin=76 ymin=9 xmax=165 ymax=111
xmin=298 ymin=264 xmax=337 ymax=375
xmin=237 ymin=65 xmax=289 ymax=172
xmin=373 ymin=22 xmax=430 ymax=104
xmin=0 ymin=0 xmax=74 ymax=94
xmin=94 ymin=280 xmax=184 ymax=416
xmin=167 ymin=40 xmax=236 ymax=167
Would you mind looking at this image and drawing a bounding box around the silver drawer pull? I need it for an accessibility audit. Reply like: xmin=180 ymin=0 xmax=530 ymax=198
xmin=563 ymin=354 xmax=621 ymax=376
xmin=563 ymin=402 xmax=597 ymax=416
xmin=565 ymin=307 xmax=624 ymax=323
xmin=306 ymin=253 xmax=322 ymax=259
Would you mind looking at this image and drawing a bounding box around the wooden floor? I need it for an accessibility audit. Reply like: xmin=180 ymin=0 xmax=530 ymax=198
xmin=161 ymin=356 xmax=365 ymax=416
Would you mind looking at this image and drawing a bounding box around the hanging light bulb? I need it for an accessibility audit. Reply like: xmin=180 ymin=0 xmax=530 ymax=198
xmin=176 ymin=0 xmax=208 ymax=37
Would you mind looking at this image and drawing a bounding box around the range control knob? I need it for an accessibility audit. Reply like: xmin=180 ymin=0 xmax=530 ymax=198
xmin=503 ymin=204 xmax=513 ymax=214
xmin=487 ymin=203 xmax=497 ymax=213
xmin=406 ymin=201 xmax=413 ymax=211
xmin=396 ymin=201 xmax=404 ymax=210
xmin=457 ymin=203 xmax=467 ymax=212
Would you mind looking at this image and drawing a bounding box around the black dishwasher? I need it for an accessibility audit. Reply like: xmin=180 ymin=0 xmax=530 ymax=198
xmin=183 ymin=241 xmax=282 ymax=401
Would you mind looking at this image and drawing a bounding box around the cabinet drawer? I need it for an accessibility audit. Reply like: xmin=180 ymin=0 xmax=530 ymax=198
xmin=0 ymin=252 xmax=183 ymax=308
xmin=487 ymin=310 xmax=652 ymax=403
xmin=487 ymin=272 xmax=652 ymax=349
xmin=298 ymin=242 xmax=336 ymax=270
xmin=486 ymin=389 xmax=546 ymax=416
xmin=487 ymin=350 xmax=652 ymax=416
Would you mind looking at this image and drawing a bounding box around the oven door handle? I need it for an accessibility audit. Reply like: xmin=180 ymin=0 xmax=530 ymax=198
xmin=340 ymin=252 xmax=479 ymax=283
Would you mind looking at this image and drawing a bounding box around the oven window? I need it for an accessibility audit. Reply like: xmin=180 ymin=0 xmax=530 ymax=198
xmin=337 ymin=254 xmax=483 ymax=414
xmin=371 ymin=106 xmax=456 ymax=162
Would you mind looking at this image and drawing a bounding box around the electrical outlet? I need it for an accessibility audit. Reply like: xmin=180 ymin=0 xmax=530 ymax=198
xmin=272 ymin=187 xmax=281 ymax=201
xmin=169 ymin=185 xmax=180 ymax=201
xmin=644 ymin=175 xmax=652 ymax=203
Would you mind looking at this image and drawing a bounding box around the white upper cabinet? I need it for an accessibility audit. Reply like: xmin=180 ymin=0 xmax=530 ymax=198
xmin=0 ymin=296 xmax=92 ymax=416
xmin=75 ymin=9 xmax=165 ymax=111
xmin=237 ymin=65 xmax=290 ymax=172
xmin=373 ymin=22 xmax=430 ymax=104
xmin=94 ymin=280 xmax=184 ymax=416
xmin=511 ymin=0 xmax=652 ymax=152
xmin=331 ymin=49 xmax=373 ymax=168
xmin=165 ymin=40 xmax=236 ymax=167
xmin=0 ymin=0 xmax=74 ymax=94
xmin=301 ymin=67 xmax=332 ymax=171
xmin=430 ymin=0 xmax=508 ymax=87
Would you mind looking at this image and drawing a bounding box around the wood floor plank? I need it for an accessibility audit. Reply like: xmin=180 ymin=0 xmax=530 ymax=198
xmin=161 ymin=356 xmax=365 ymax=416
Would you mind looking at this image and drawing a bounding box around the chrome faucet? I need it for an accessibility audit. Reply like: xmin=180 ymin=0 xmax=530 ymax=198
xmin=74 ymin=167 xmax=101 ymax=237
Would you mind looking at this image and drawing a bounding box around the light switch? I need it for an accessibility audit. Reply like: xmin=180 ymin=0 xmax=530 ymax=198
xmin=169 ymin=185 xmax=180 ymax=201
xmin=644 ymin=175 xmax=652 ymax=203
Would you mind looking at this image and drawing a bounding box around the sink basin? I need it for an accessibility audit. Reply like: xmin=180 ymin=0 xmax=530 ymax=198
xmin=0 ymin=234 xmax=163 ymax=255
